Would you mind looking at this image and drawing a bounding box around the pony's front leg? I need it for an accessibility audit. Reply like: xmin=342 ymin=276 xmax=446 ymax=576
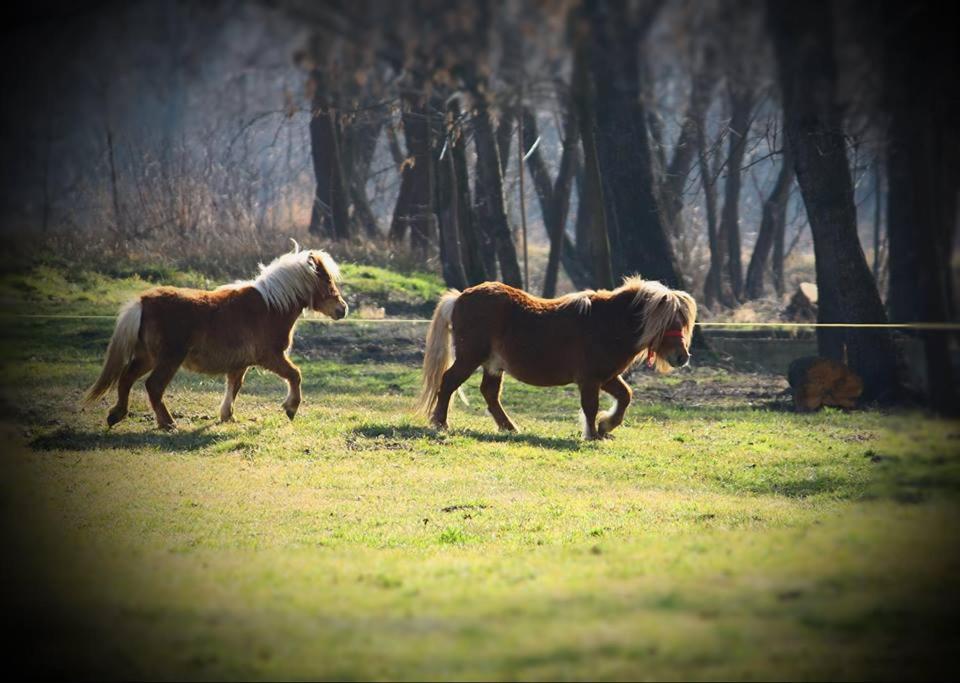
xmin=219 ymin=367 xmax=248 ymax=423
xmin=598 ymin=375 xmax=632 ymax=436
xmin=578 ymin=382 xmax=603 ymax=440
xmin=262 ymin=354 xmax=302 ymax=420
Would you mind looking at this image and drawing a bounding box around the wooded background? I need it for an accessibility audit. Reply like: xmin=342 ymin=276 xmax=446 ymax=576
xmin=0 ymin=0 xmax=956 ymax=410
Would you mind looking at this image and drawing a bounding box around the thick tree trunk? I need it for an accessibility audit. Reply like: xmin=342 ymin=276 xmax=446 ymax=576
xmin=884 ymin=2 xmax=958 ymax=412
xmin=745 ymin=146 xmax=794 ymax=300
xmin=768 ymin=1 xmax=900 ymax=404
xmin=343 ymin=116 xmax=383 ymax=238
xmin=308 ymin=68 xmax=351 ymax=240
xmin=573 ymin=36 xmax=614 ymax=290
xmin=573 ymin=158 xmax=592 ymax=265
xmin=473 ymin=92 xmax=523 ymax=287
xmin=390 ymin=91 xmax=436 ymax=254
xmin=448 ymin=98 xmax=489 ymax=285
xmin=581 ymin=1 xmax=683 ymax=288
xmin=718 ymin=84 xmax=754 ymax=301
xmin=437 ymin=147 xmax=469 ymax=290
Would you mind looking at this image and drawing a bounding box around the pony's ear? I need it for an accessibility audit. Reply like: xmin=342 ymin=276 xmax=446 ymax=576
xmin=306 ymin=252 xmax=318 ymax=268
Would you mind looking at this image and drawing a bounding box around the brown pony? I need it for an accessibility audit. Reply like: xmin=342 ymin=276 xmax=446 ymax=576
xmin=84 ymin=245 xmax=347 ymax=429
xmin=416 ymin=277 xmax=696 ymax=439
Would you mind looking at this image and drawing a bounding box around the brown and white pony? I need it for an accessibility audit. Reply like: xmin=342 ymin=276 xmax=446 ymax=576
xmin=416 ymin=277 xmax=696 ymax=440
xmin=84 ymin=245 xmax=347 ymax=429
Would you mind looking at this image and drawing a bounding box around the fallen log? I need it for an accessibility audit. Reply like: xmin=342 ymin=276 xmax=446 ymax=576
xmin=787 ymin=356 xmax=863 ymax=411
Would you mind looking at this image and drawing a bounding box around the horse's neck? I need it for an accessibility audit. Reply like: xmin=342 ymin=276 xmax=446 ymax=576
xmin=607 ymin=288 xmax=645 ymax=342
xmin=244 ymin=285 xmax=305 ymax=329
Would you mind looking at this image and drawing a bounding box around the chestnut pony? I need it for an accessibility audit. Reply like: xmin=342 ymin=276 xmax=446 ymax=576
xmin=84 ymin=245 xmax=347 ymax=429
xmin=416 ymin=277 xmax=696 ymax=439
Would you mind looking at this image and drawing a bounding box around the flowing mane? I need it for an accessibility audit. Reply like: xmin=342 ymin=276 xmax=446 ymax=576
xmin=229 ymin=248 xmax=341 ymax=313
xmin=619 ymin=275 xmax=697 ymax=372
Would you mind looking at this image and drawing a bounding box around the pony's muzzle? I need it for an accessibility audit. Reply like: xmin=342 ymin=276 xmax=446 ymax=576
xmin=333 ymin=300 xmax=348 ymax=320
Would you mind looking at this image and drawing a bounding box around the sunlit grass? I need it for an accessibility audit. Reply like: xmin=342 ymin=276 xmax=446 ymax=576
xmin=1 ymin=311 xmax=959 ymax=679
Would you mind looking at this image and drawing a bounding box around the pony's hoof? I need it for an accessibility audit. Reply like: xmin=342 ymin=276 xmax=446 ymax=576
xmin=219 ymin=415 xmax=234 ymax=424
xmin=106 ymin=410 xmax=127 ymax=428
xmin=157 ymin=422 xmax=178 ymax=432
xmin=431 ymin=420 xmax=449 ymax=431
xmin=583 ymin=431 xmax=609 ymax=441
xmin=285 ymin=407 xmax=297 ymax=421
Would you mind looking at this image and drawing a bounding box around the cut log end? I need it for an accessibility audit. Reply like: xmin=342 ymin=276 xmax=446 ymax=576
xmin=788 ymin=356 xmax=863 ymax=412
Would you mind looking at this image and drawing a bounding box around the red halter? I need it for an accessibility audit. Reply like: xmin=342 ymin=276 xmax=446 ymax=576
xmin=646 ymin=328 xmax=686 ymax=368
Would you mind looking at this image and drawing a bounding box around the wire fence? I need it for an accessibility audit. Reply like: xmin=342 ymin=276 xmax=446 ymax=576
xmin=4 ymin=312 xmax=960 ymax=331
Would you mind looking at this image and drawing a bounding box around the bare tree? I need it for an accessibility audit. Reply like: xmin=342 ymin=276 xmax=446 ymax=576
xmin=768 ymin=0 xmax=900 ymax=403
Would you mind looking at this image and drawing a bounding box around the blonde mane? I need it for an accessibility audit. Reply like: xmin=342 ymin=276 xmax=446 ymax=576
xmin=556 ymin=290 xmax=595 ymax=314
xmin=619 ymin=275 xmax=697 ymax=372
xmin=225 ymin=246 xmax=341 ymax=313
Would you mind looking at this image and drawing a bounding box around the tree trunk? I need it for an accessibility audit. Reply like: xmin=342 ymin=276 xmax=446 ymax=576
xmin=884 ymin=2 xmax=958 ymax=412
xmin=573 ymin=156 xmax=592 ymax=265
xmin=718 ymin=84 xmax=754 ymax=301
xmin=473 ymin=91 xmax=523 ymax=288
xmin=496 ymin=107 xmax=514 ymax=178
xmin=581 ymin=1 xmax=683 ymax=288
xmin=698 ymin=124 xmax=722 ymax=309
xmin=573 ymin=33 xmax=614 ymax=290
xmin=390 ymin=91 xmax=436 ymax=254
xmin=307 ymin=67 xmax=351 ymax=240
xmin=437 ymin=145 xmax=469 ymax=290
xmin=772 ymin=194 xmax=789 ymax=297
xmin=745 ymin=146 xmax=794 ymax=299
xmin=343 ymin=115 xmax=383 ymax=238
xmin=768 ymin=0 xmax=900 ymax=404
xmin=448 ymin=98 xmax=489 ymax=285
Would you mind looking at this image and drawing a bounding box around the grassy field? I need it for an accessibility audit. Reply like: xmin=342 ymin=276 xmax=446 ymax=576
xmin=1 ymin=268 xmax=959 ymax=680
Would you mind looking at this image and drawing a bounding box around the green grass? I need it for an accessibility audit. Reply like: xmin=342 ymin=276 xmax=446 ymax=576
xmin=2 ymin=311 xmax=960 ymax=679
xmin=0 ymin=262 xmax=444 ymax=318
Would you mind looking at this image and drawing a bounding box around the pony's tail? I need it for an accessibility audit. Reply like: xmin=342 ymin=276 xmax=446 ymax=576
xmin=83 ymin=300 xmax=142 ymax=405
xmin=415 ymin=289 xmax=461 ymax=416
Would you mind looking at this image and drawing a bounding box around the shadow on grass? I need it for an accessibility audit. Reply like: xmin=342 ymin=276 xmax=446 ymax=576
xmin=352 ymin=423 xmax=583 ymax=450
xmin=30 ymin=424 xmax=230 ymax=453
xmin=456 ymin=428 xmax=584 ymax=450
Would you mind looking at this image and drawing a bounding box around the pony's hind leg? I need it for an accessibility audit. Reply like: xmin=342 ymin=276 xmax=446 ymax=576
xmin=480 ymin=370 xmax=517 ymax=432
xmin=432 ymin=358 xmax=479 ymax=429
xmin=578 ymin=382 xmax=602 ymax=440
xmin=219 ymin=367 xmax=248 ymax=423
xmin=145 ymin=352 xmax=185 ymax=430
xmin=261 ymin=354 xmax=302 ymax=420
xmin=598 ymin=375 xmax=632 ymax=436
xmin=107 ymin=354 xmax=152 ymax=427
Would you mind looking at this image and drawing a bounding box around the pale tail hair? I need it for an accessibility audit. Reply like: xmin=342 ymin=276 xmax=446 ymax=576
xmin=415 ymin=290 xmax=462 ymax=416
xmin=83 ymin=300 xmax=143 ymax=404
